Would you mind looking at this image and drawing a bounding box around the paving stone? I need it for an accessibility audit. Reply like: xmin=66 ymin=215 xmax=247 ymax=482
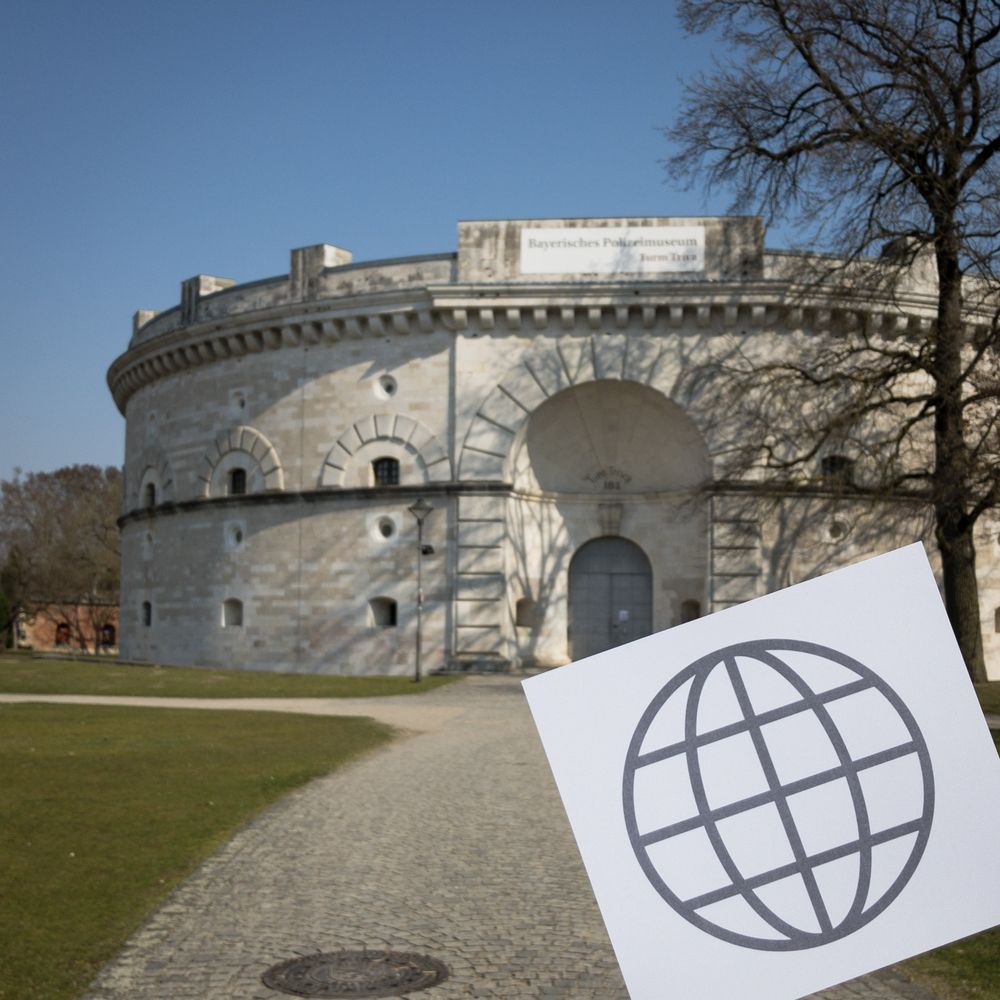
xmin=76 ymin=678 xmax=942 ymax=1000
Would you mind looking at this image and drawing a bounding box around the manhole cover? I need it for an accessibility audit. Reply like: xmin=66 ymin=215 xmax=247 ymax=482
xmin=261 ymin=950 xmax=450 ymax=998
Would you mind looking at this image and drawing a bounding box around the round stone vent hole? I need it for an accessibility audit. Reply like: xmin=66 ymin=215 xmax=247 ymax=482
xmin=261 ymin=949 xmax=450 ymax=998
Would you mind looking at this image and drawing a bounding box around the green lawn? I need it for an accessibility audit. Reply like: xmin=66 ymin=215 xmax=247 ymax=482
xmin=973 ymin=681 xmax=1000 ymax=716
xmin=3 ymin=659 xmax=999 ymax=999
xmin=0 ymin=653 xmax=457 ymax=698
xmin=902 ymin=931 xmax=1000 ymax=1000
xmin=0 ymin=703 xmax=394 ymax=1000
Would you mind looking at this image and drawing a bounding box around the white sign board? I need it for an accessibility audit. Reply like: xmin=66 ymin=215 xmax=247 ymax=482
xmin=519 ymin=226 xmax=704 ymax=274
xmin=523 ymin=545 xmax=1000 ymax=1000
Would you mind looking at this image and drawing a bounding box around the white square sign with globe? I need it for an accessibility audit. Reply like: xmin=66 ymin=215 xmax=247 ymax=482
xmin=523 ymin=544 xmax=1000 ymax=1000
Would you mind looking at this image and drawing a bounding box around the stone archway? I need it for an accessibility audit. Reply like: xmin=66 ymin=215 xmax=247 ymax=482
xmin=319 ymin=413 xmax=451 ymax=487
xmin=457 ymin=333 xmax=712 ymax=481
xmin=509 ymin=379 xmax=709 ymax=494
xmin=458 ymin=348 xmax=712 ymax=670
xmin=494 ymin=378 xmax=710 ymax=668
xmin=198 ymin=426 xmax=284 ymax=498
xmin=568 ymin=537 xmax=653 ymax=660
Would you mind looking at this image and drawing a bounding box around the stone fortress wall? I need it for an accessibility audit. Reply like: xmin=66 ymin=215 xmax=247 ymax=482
xmin=108 ymin=217 xmax=1000 ymax=678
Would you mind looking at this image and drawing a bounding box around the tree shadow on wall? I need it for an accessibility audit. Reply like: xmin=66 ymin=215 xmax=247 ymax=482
xmin=505 ymin=493 xmax=575 ymax=671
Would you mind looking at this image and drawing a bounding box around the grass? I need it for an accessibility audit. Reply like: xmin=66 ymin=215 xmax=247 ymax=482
xmin=0 ymin=703 xmax=394 ymax=1000
xmin=0 ymin=653 xmax=457 ymax=698
xmin=902 ymin=932 xmax=1000 ymax=1000
xmin=2 ymin=659 xmax=997 ymax=999
xmin=973 ymin=681 xmax=1000 ymax=716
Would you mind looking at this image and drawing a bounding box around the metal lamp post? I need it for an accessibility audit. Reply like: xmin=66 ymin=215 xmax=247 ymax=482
xmin=407 ymin=498 xmax=434 ymax=683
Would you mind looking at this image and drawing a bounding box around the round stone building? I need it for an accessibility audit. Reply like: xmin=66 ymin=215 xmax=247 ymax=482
xmin=109 ymin=217 xmax=1000 ymax=677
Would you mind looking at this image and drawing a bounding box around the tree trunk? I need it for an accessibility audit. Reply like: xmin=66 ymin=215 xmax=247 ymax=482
xmin=933 ymin=224 xmax=987 ymax=682
xmin=937 ymin=521 xmax=987 ymax=682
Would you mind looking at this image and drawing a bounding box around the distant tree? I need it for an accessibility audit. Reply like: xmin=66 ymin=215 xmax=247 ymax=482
xmin=1 ymin=536 xmax=31 ymax=650
xmin=0 ymin=465 xmax=121 ymax=654
xmin=0 ymin=590 xmax=10 ymax=650
xmin=669 ymin=0 xmax=1000 ymax=680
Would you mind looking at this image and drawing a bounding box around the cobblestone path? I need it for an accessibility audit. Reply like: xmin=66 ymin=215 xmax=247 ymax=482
xmin=80 ymin=676 xmax=939 ymax=1000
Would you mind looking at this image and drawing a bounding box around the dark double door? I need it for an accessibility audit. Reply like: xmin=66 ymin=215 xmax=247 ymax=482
xmin=568 ymin=537 xmax=653 ymax=660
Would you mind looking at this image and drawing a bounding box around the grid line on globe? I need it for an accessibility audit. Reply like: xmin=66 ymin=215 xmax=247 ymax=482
xmin=622 ymin=639 xmax=934 ymax=950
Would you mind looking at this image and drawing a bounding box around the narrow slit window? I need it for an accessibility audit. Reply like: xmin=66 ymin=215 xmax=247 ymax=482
xmin=142 ymin=602 xmax=152 ymax=627
xmin=145 ymin=483 xmax=156 ymax=508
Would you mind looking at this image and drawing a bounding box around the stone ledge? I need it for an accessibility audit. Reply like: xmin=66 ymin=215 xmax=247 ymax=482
xmin=118 ymin=481 xmax=511 ymax=527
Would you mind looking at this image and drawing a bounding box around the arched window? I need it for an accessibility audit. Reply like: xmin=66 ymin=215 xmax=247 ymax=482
xmin=229 ymin=468 xmax=247 ymax=495
xmin=369 ymin=597 xmax=397 ymax=627
xmin=201 ymin=427 xmax=283 ymax=498
xmin=372 ymin=457 xmax=400 ymax=486
xmin=142 ymin=602 xmax=152 ymax=627
xmin=222 ymin=599 xmax=244 ymax=628
xmin=100 ymin=624 xmax=117 ymax=648
xmin=515 ymin=598 xmax=536 ymax=628
xmin=137 ymin=458 xmax=174 ymax=511
xmin=55 ymin=622 xmax=72 ymax=646
xmin=680 ymin=599 xmax=701 ymax=623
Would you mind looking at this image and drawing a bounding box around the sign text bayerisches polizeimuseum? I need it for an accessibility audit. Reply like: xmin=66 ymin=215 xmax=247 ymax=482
xmin=519 ymin=226 xmax=705 ymax=275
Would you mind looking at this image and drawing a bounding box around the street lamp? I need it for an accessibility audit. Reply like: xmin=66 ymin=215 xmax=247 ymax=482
xmin=406 ymin=498 xmax=434 ymax=682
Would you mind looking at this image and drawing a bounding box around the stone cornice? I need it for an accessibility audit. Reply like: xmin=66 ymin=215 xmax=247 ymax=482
xmin=118 ymin=476 xmax=929 ymax=530
xmin=107 ymin=278 xmax=990 ymax=415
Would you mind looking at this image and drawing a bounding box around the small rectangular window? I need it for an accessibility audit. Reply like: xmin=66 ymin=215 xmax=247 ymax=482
xmin=820 ymin=454 xmax=854 ymax=486
xmin=372 ymin=458 xmax=400 ymax=486
xmin=369 ymin=597 xmax=397 ymax=627
xmin=515 ymin=598 xmax=536 ymax=628
xmin=229 ymin=468 xmax=247 ymax=495
xmin=680 ymin=599 xmax=701 ymax=623
xmin=222 ymin=598 xmax=244 ymax=627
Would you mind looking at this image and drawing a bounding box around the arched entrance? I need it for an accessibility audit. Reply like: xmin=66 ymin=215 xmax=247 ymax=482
xmin=568 ymin=537 xmax=653 ymax=660
xmin=509 ymin=380 xmax=709 ymax=495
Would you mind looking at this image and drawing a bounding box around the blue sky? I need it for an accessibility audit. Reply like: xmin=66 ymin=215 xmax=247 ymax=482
xmin=0 ymin=0 xmax=754 ymax=482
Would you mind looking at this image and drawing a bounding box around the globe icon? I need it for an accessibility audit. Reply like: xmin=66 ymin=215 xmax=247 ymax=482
xmin=622 ymin=639 xmax=934 ymax=950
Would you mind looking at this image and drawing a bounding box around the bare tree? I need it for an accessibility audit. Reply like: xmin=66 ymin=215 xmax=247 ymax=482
xmin=670 ymin=0 xmax=1000 ymax=680
xmin=0 ymin=466 xmax=121 ymax=654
